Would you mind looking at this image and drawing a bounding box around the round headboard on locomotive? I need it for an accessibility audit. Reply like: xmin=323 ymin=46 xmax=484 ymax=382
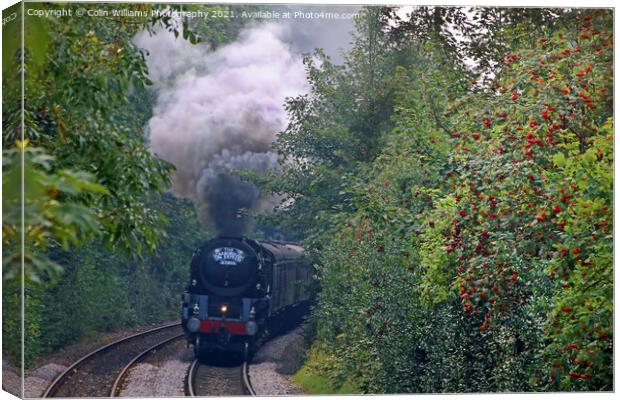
xmin=190 ymin=237 xmax=260 ymax=297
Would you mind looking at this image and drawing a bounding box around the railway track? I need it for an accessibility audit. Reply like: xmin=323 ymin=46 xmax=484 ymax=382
xmin=110 ymin=333 xmax=186 ymax=396
xmin=43 ymin=323 xmax=183 ymax=398
xmin=43 ymin=321 xmax=256 ymax=397
xmin=186 ymin=358 xmax=256 ymax=396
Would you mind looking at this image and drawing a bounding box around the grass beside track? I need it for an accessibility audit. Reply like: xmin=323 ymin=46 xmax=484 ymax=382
xmin=292 ymin=347 xmax=359 ymax=395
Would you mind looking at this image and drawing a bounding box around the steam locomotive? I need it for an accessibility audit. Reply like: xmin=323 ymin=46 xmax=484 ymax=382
xmin=181 ymin=236 xmax=313 ymax=360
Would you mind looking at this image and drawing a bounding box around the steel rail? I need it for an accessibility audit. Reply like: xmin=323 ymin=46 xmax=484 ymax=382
xmin=110 ymin=333 xmax=185 ymax=397
xmin=242 ymin=361 xmax=256 ymax=396
xmin=42 ymin=322 xmax=181 ymax=398
xmin=186 ymin=359 xmax=199 ymax=397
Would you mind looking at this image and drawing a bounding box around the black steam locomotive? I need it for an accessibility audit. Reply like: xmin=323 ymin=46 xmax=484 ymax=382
xmin=181 ymin=236 xmax=313 ymax=360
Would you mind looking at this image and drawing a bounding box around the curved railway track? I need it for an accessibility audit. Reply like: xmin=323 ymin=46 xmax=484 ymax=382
xmin=110 ymin=333 xmax=186 ymax=396
xmin=186 ymin=358 xmax=256 ymax=396
xmin=43 ymin=323 xmax=183 ymax=398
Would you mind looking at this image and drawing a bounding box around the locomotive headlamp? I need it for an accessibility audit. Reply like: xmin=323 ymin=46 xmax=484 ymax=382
xmin=246 ymin=321 xmax=258 ymax=336
xmin=186 ymin=317 xmax=200 ymax=333
xmin=192 ymin=303 xmax=199 ymax=316
xmin=220 ymin=304 xmax=228 ymax=316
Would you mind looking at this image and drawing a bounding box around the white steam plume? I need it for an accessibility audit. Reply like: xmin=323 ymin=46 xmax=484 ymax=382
xmin=134 ymin=24 xmax=307 ymax=235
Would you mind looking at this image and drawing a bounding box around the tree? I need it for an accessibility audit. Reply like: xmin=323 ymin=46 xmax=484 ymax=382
xmin=2 ymin=3 xmax=178 ymax=282
xmin=255 ymin=7 xmax=401 ymax=249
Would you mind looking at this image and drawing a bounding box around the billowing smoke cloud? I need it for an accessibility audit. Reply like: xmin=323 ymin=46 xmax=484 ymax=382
xmin=134 ymin=9 xmax=358 ymax=236
xmin=134 ymin=24 xmax=307 ymax=236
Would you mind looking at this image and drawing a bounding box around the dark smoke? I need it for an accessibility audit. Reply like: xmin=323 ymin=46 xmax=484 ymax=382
xmin=197 ymin=151 xmax=278 ymax=236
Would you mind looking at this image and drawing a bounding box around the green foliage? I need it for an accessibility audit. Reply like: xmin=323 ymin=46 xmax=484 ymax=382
xmin=293 ymin=342 xmax=361 ymax=394
xmin=257 ymin=7 xmax=613 ymax=394
xmin=543 ymin=121 xmax=613 ymax=389
xmin=439 ymin=11 xmax=613 ymax=389
xmin=2 ymin=280 xmax=22 ymax=368
xmin=3 ymin=143 xmax=107 ymax=283
xmin=1 ymin=3 xmax=175 ymax=274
